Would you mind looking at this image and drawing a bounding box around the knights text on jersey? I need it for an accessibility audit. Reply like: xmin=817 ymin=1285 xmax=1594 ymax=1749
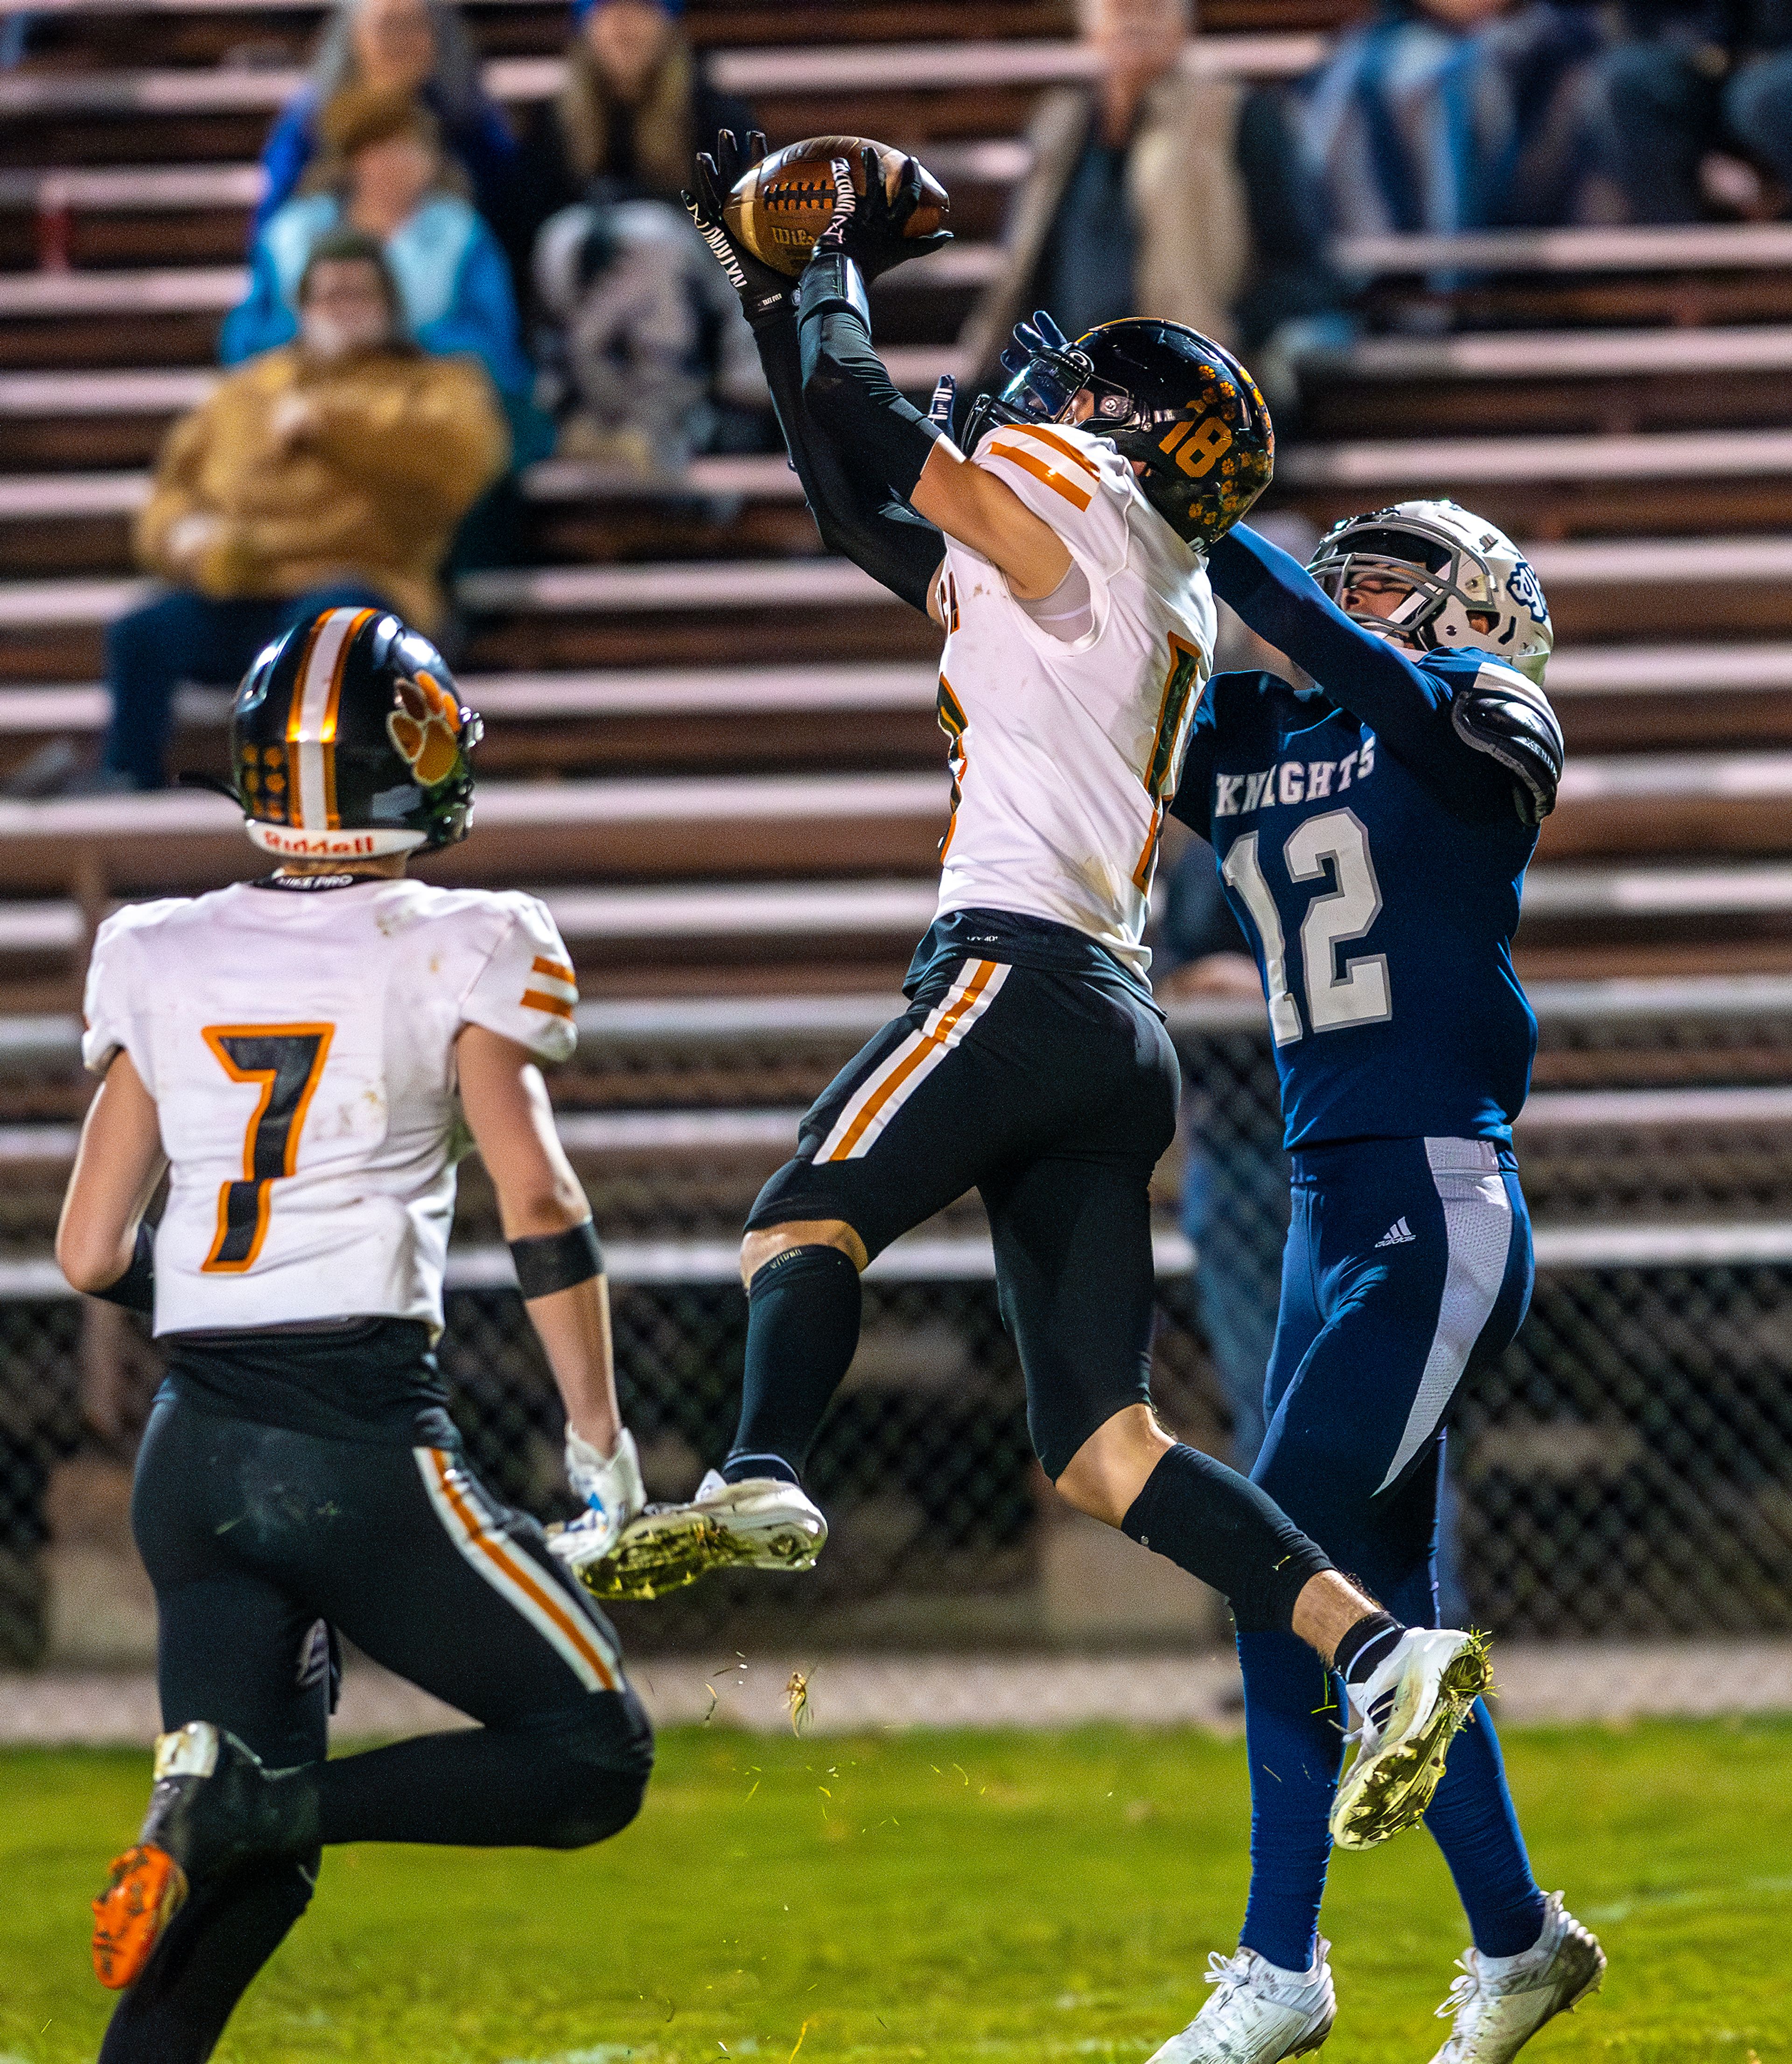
xmin=1174 ymin=658 xmax=1540 ymax=1150
xmin=81 ymin=878 xmax=579 ymax=1335
xmin=929 ymin=420 xmax=1218 ymax=981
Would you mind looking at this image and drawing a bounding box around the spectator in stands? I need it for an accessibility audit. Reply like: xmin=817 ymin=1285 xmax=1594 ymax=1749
xmin=506 ymin=0 xmax=752 ymax=236
xmin=255 ymin=0 xmax=517 ymax=236
xmin=1594 ymin=3 xmax=1792 ymax=221
xmin=224 ymin=86 xmax=549 ymax=462
xmin=965 ymin=0 xmax=1348 ymax=418
xmin=1296 ymin=0 xmax=1606 ymax=239
xmin=503 ymin=0 xmax=770 ymax=469
xmin=100 ymin=232 xmax=506 ymax=792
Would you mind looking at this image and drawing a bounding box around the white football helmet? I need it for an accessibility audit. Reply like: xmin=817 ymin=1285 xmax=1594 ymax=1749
xmin=1307 ymin=499 xmax=1554 ymax=686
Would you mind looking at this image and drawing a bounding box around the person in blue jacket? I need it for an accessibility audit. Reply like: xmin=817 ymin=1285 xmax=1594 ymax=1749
xmin=1151 ymin=501 xmax=1608 ymax=2063
xmin=226 ymin=87 xmax=550 ymax=466
xmin=255 ymin=0 xmax=517 ymax=238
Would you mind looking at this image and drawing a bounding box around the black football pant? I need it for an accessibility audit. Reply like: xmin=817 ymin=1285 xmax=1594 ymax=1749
xmin=744 ymin=956 xmax=1180 ymax=1478
xmin=101 ymin=1397 xmax=652 ymax=2064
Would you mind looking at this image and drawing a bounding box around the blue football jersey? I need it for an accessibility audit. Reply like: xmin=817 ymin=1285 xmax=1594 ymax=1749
xmin=1171 ymin=526 xmax=1548 ymax=1151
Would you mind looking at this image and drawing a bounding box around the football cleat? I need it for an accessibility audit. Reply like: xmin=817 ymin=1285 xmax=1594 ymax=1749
xmin=1426 ymin=1895 xmax=1605 ymax=2063
xmin=554 ymin=1425 xmax=647 ymax=1565
xmin=566 ymin=1470 xmax=827 ymax=1601
xmin=1146 ymin=1940 xmax=1336 ymax=2064
xmin=1330 ymin=1628 xmax=1492 ymax=1852
xmin=92 ymin=1721 xmax=314 ymax=1989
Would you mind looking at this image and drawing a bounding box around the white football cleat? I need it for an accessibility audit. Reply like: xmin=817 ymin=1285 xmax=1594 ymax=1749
xmin=1330 ymin=1628 xmax=1492 ymax=1851
xmin=1427 ymin=1894 xmax=1605 ymax=2063
xmin=565 ymin=1469 xmax=827 ymax=1601
xmin=1145 ymin=1941 xmax=1336 ymax=2064
xmin=552 ymin=1425 xmax=647 ymax=1567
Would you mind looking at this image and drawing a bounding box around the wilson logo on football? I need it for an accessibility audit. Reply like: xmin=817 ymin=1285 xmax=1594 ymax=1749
xmin=387 ymin=672 xmax=462 ymax=788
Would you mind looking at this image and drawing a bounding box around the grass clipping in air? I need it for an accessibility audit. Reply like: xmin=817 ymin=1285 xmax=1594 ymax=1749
xmin=4 ymin=1718 xmax=1788 ymax=2062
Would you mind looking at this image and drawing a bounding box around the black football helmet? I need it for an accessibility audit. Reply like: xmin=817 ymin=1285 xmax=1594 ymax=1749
xmin=962 ymin=312 xmax=1274 ymax=549
xmin=228 ymin=606 xmax=482 ymax=862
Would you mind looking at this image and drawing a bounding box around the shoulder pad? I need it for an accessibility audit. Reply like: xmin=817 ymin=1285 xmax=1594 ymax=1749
xmin=1449 ymin=662 xmax=1563 ymax=825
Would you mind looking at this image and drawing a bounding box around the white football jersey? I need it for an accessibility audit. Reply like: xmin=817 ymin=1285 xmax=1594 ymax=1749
xmin=81 ymin=878 xmax=579 ymax=1337
xmin=930 ymin=419 xmax=1218 ymax=980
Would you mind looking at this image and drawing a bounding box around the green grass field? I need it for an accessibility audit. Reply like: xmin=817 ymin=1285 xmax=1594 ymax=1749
xmin=2 ymin=1717 xmax=1787 ymax=2064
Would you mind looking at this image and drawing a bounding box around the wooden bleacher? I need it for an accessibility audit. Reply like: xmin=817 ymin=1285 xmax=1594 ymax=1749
xmin=1 ymin=0 xmax=1791 ymax=1024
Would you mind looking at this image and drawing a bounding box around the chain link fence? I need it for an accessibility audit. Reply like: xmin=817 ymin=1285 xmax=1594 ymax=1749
xmin=3 ymin=980 xmax=1791 ymax=1662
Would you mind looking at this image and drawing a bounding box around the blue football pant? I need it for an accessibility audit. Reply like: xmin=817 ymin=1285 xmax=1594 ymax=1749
xmin=1237 ymin=1136 xmax=1548 ymax=1971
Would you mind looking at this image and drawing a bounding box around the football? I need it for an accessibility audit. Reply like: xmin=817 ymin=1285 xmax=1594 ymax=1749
xmin=723 ymin=134 xmax=949 ymax=278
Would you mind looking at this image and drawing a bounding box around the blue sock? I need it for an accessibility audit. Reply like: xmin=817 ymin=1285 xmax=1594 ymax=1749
xmin=1236 ymin=1630 xmax=1346 ymax=1973
xmin=721 ymin=1244 xmax=861 ymax=1486
xmin=1424 ymin=1700 xmax=1548 ymax=1957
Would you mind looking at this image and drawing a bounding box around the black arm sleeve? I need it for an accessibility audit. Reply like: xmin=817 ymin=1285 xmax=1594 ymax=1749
xmin=797 ymin=256 xmax=942 ymax=498
xmin=752 ymin=300 xmax=945 ymax=617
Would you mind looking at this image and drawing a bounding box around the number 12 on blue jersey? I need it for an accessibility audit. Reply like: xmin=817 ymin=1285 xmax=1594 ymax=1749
xmin=1222 ymin=807 xmax=1390 ymax=1045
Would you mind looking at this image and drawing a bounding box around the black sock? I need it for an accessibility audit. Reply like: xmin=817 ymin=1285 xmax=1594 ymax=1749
xmin=722 ymin=1243 xmax=862 ymax=1486
xmin=1120 ymin=1443 xmax=1334 ymax=1633
xmin=1333 ymin=1610 xmax=1405 ymax=1688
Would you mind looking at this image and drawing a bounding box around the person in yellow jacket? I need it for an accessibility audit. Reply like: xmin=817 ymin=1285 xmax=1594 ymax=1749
xmin=99 ymin=228 xmax=508 ymax=791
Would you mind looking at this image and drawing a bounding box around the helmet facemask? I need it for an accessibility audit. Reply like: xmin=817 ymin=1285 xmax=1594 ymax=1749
xmin=961 ymin=312 xmax=1095 ymax=449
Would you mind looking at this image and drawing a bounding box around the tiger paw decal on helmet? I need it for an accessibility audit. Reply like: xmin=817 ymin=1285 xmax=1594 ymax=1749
xmin=388 ymin=671 xmax=463 ymax=788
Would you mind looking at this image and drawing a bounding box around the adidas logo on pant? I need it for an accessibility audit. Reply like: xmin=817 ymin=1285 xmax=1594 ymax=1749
xmin=1375 ymin=1217 xmax=1416 ymax=1248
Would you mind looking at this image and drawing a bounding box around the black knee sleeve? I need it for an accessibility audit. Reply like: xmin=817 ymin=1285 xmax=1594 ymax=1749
xmin=1120 ymin=1443 xmax=1334 ymax=1634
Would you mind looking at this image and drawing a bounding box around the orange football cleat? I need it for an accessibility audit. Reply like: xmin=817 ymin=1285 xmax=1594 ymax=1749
xmin=92 ymin=1841 xmax=189 ymax=1989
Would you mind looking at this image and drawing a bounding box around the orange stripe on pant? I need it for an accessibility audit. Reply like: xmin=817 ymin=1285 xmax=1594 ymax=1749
xmin=423 ymin=1450 xmax=617 ymax=1690
xmin=819 ymin=959 xmax=1001 ymax=1163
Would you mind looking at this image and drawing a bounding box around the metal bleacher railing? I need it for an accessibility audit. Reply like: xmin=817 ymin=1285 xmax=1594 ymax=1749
xmin=3 ymin=976 xmax=1790 ymax=1662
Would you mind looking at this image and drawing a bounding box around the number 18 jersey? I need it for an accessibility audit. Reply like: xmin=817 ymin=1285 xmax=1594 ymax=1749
xmin=81 ymin=878 xmax=579 ymax=1336
xmin=929 ymin=420 xmax=1218 ymax=983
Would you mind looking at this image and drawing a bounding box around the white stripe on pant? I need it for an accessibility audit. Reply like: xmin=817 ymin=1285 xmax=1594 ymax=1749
xmin=1376 ymin=1137 xmax=1514 ymax=1492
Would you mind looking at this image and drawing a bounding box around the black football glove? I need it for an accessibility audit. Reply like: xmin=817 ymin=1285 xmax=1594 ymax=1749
xmin=684 ymin=128 xmax=791 ymax=331
xmin=811 ymin=146 xmax=952 ymax=283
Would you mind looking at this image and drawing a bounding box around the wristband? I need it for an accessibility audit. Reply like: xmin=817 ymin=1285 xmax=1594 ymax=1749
xmin=797 ymin=251 xmax=872 ymax=331
xmin=510 ymin=1220 xmax=603 ymax=1299
xmin=93 ymin=1220 xmax=155 ymax=1316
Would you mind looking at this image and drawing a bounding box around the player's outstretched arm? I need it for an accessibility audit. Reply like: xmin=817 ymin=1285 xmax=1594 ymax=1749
xmin=1209 ymin=524 xmax=1457 ymax=744
xmin=796 ymin=156 xmax=1074 ymax=606
xmin=56 ymin=1050 xmax=165 ymax=1300
xmin=457 ymin=1026 xmax=623 ymax=1448
xmin=686 ymin=135 xmax=946 ymax=617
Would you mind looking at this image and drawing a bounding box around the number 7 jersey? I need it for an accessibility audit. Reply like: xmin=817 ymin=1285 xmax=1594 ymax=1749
xmin=930 ymin=420 xmax=1217 ymax=982
xmin=81 ymin=878 xmax=581 ymax=1336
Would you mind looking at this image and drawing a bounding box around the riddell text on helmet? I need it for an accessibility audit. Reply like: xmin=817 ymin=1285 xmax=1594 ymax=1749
xmin=253 ymin=827 xmax=383 ymax=856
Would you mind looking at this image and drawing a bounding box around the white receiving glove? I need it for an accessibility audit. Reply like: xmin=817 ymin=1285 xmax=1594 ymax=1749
xmin=555 ymin=1425 xmax=646 ymax=1564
